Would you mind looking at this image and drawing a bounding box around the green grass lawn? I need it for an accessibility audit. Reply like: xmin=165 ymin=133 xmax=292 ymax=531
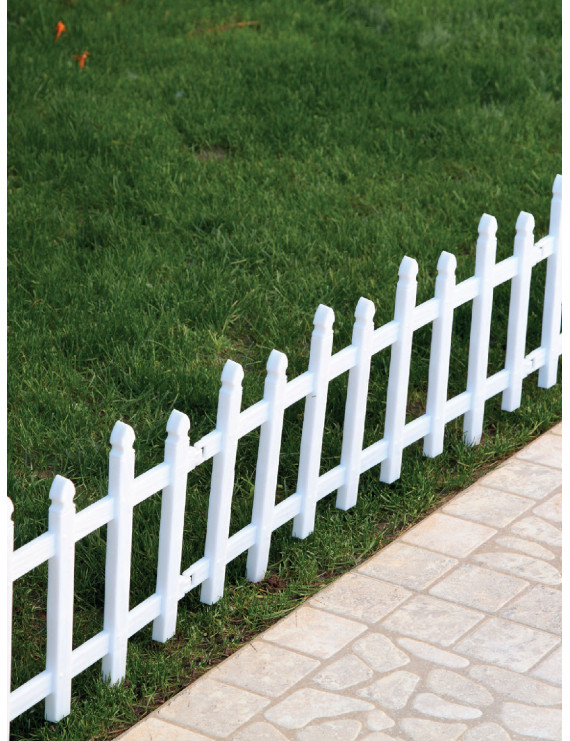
xmin=8 ymin=0 xmax=561 ymax=738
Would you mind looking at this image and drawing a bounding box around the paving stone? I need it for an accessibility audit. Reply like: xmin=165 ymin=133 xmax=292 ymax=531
xmin=530 ymin=647 xmax=562 ymax=685
xmin=472 ymin=551 xmax=561 ymax=585
xmin=428 ymin=563 xmax=527 ymax=612
xmin=356 ymin=670 xmax=420 ymax=709
xmin=261 ymin=605 xmax=366 ymax=659
xmin=482 ymin=460 xmax=560 ymax=500
xmin=494 ymin=535 xmax=555 ymax=561
xmin=213 ymin=642 xmax=320 ymax=697
xmin=396 ymin=638 xmax=469 ymax=669
xmin=515 ymin=433 xmax=561 ymax=469
xmin=427 ymin=668 xmax=493 ymax=706
xmin=312 ymin=654 xmax=373 ymax=691
xmin=119 ymin=717 xmax=212 ymax=741
xmin=509 ymin=515 xmax=561 ymax=548
xmin=399 ymin=717 xmax=467 ymax=741
xmin=400 ymin=513 xmax=495 ymax=557
xmin=443 ymin=485 xmax=533 ymax=527
xmin=533 ymin=493 xmax=561 ymax=523
xmin=361 ymin=734 xmax=405 ymax=741
xmin=231 ymin=721 xmax=288 ymax=740
xmin=469 ymin=664 xmax=562 ymax=705
xmin=365 ymin=710 xmax=394 ymax=731
xmin=413 ymin=692 xmax=482 ymax=720
xmin=462 ymin=723 xmax=511 ymax=741
xmin=157 ymin=677 xmax=270 ymax=738
xmin=358 ymin=542 xmax=457 ymax=590
xmin=500 ymin=584 xmax=561 ymax=634
xmin=501 ymin=702 xmax=561 ymax=740
xmin=549 ymin=423 xmax=562 ymax=435
xmin=381 ymin=594 xmax=483 ymax=647
xmin=295 ymin=719 xmax=361 ymax=741
xmin=264 ymin=688 xmax=373 ymax=730
xmin=455 ymin=618 xmax=560 ymax=672
xmin=353 ymin=633 xmax=410 ymax=673
xmin=309 ymin=573 xmax=411 ymax=623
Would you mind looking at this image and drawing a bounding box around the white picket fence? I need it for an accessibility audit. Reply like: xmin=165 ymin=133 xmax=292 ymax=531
xmin=5 ymin=176 xmax=562 ymax=735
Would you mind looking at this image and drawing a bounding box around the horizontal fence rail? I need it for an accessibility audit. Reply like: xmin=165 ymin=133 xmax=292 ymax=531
xmin=5 ymin=176 xmax=563 ymax=734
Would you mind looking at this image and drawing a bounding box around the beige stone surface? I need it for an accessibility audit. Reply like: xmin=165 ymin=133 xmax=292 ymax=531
xmin=428 ymin=563 xmax=528 ymax=612
xmin=358 ymin=542 xmax=457 ymax=590
xmin=396 ymin=638 xmax=469 ymax=669
xmin=263 ymin=688 xmax=373 ymax=730
xmin=443 ymin=485 xmax=533 ymax=526
xmin=482 ymin=460 xmax=560 ymax=499
xmin=530 ymin=647 xmax=562 ymax=686
xmin=533 ymin=492 xmax=561 ymax=523
xmin=500 ymin=584 xmax=561 ymax=634
xmin=515 ymin=433 xmax=561 ymax=469
xmin=501 ymin=702 xmax=561 ymax=740
xmin=400 ymin=513 xmax=496 ymax=557
xmin=118 ymin=717 xmax=211 ymax=741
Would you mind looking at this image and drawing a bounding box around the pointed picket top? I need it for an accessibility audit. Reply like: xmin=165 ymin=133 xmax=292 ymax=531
xmin=221 ymin=358 xmax=244 ymax=388
xmin=553 ymin=173 xmax=562 ymax=197
xmin=49 ymin=475 xmax=76 ymax=507
xmin=398 ymin=255 xmax=419 ymax=282
xmin=166 ymin=409 xmax=191 ymax=439
xmin=266 ymin=349 xmax=288 ymax=377
xmin=437 ymin=251 xmax=457 ymax=277
xmin=354 ymin=296 xmax=376 ymax=323
xmin=313 ymin=303 xmax=335 ymax=330
xmin=110 ymin=420 xmax=136 ymax=451
xmin=515 ymin=211 xmax=535 ymax=236
xmin=478 ymin=213 xmax=498 ymax=238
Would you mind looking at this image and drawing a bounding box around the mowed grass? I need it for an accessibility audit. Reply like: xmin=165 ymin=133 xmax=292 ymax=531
xmin=8 ymin=0 xmax=561 ymax=738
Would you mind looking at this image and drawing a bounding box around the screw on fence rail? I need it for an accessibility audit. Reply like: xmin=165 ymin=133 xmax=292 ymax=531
xmin=201 ymin=360 xmax=244 ymax=605
xmin=463 ymin=213 xmax=498 ymax=446
xmin=336 ymin=297 xmax=375 ymax=511
xmin=502 ymin=212 xmax=536 ymax=412
xmin=424 ymin=251 xmax=457 ymax=458
xmin=539 ymin=174 xmax=562 ymax=389
xmin=5 ymin=498 xmax=14 ymax=737
xmin=153 ymin=410 xmax=192 ymax=642
xmin=102 ymin=421 xmax=136 ymax=684
xmin=292 ymin=304 xmax=335 ymax=540
xmin=247 ymin=350 xmax=288 ymax=583
xmin=45 ymin=476 xmax=76 ymax=721
xmin=380 ymin=256 xmax=418 ymax=484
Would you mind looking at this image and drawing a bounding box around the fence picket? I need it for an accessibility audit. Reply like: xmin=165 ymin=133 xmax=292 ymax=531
xmin=45 ymin=477 xmax=76 ymax=721
xmin=5 ymin=499 xmax=14 ymax=737
xmin=152 ymin=411 xmax=192 ymax=642
xmin=463 ymin=214 xmax=498 ymax=445
xmin=380 ymin=257 xmax=418 ymax=483
xmin=246 ymin=350 xmax=288 ymax=583
xmin=102 ymin=422 xmax=136 ymax=684
xmin=336 ymin=298 xmax=375 ymax=510
xmin=502 ymin=212 xmax=535 ymax=411
xmin=424 ymin=252 xmax=457 ymax=457
xmin=292 ymin=305 xmax=335 ymax=539
xmin=538 ymin=174 xmax=562 ymax=388
xmin=200 ymin=360 xmax=244 ymax=605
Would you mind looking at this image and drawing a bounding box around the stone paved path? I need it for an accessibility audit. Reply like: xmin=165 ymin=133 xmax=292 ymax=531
xmin=119 ymin=424 xmax=562 ymax=741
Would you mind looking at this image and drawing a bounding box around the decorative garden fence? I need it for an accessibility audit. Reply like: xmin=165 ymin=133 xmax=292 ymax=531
xmin=5 ymin=176 xmax=562 ymax=736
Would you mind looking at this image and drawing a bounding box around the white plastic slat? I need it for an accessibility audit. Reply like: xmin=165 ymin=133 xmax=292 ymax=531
xmin=180 ymin=556 xmax=210 ymax=596
xmin=328 ymin=344 xmax=357 ymax=380
xmin=9 ymin=671 xmax=52 ymax=721
xmin=493 ymin=256 xmax=517 ymax=287
xmin=532 ymin=235 xmax=554 ymax=265
xmin=272 ymin=493 xmax=302 ymax=532
xmin=238 ymin=399 xmax=270 ymax=439
xmin=227 ymin=524 xmax=257 ymax=565
xmin=485 ymin=370 xmax=510 ymax=399
xmin=413 ymin=296 xmax=439 ymax=331
xmin=71 ymin=631 xmax=109 ymax=678
xmin=453 ymin=275 xmax=479 ymax=308
xmin=12 ymin=532 xmax=56 ymax=581
xmin=445 ymin=391 xmax=472 ymax=423
xmin=6 ymin=499 xmax=14 ymax=739
xmin=247 ymin=351 xmax=288 ymax=582
xmin=284 ymin=371 xmax=313 ymax=409
xmin=359 ymin=438 xmax=389 ymax=474
xmin=74 ymin=496 xmax=114 ymax=541
xmin=194 ymin=429 xmax=222 ymax=463
xmin=403 ymin=414 xmax=431 ymax=447
xmin=200 ymin=361 xmax=244 ymax=605
xmin=463 ymin=214 xmax=498 ymax=445
xmin=318 ymin=465 xmax=346 ymax=501
xmin=523 ymin=347 xmax=546 ymax=377
xmin=128 ymin=594 xmax=162 ymax=637
xmin=133 ymin=463 xmax=170 ymax=506
xmin=371 ymin=319 xmax=398 ymax=353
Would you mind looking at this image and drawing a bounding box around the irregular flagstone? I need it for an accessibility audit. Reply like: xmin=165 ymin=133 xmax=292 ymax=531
xmin=312 ymin=654 xmax=373 ymax=691
xmin=532 ymin=493 xmax=561 ymax=523
xmin=500 ymin=584 xmax=561 ymax=634
xmin=212 ymin=641 xmax=320 ymax=697
xmin=443 ymin=485 xmax=533 ymax=527
xmin=365 ymin=710 xmax=394 ymax=731
xmin=264 ymin=688 xmax=373 ymax=730
xmin=396 ymin=638 xmax=469 ymax=669
xmin=309 ymin=573 xmax=411 ymax=623
xmin=358 ymin=542 xmax=457 ymax=590
xmin=352 ymin=633 xmax=410 ymax=672
xmin=494 ymin=535 xmax=555 ymax=561
xmin=501 ymin=702 xmax=561 ymax=740
xmin=509 ymin=516 xmax=561 ymax=548
xmin=356 ymin=670 xmax=420 ymax=709
xmin=361 ymin=734 xmax=405 ymax=741
xmin=455 ymin=618 xmax=560 ymax=672
xmin=399 ymin=717 xmax=467 ymax=741
xmin=413 ymin=692 xmax=482 ymax=720
xmin=472 ymin=551 xmax=561 ymax=586
xmin=482 ymin=460 xmax=560 ymax=499
xmin=428 ymin=563 xmax=527 ymax=612
xmin=427 ymin=667 xmax=493 ymax=706
xmin=469 ymin=664 xmax=562 ymax=705
xmin=530 ymin=647 xmax=562 ymax=686
xmin=231 ymin=721 xmax=289 ymax=740
xmin=515 ymin=432 xmax=561 ymax=468
xmin=295 ymin=719 xmax=362 ymax=741
xmin=462 ymin=723 xmax=512 ymax=741
xmin=118 ymin=717 xmax=211 ymax=740
xmin=400 ymin=513 xmax=496 ymax=557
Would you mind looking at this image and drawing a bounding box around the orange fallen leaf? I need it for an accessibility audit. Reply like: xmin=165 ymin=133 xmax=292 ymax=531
xmin=55 ymin=21 xmax=67 ymax=42
xmin=73 ymin=51 xmax=90 ymax=69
